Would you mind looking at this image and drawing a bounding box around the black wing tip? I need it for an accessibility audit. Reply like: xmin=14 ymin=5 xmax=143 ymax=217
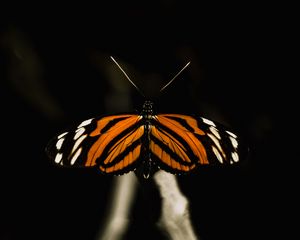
xmin=45 ymin=137 xmax=57 ymax=161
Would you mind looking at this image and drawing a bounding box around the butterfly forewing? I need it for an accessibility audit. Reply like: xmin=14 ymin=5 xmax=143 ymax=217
xmin=150 ymin=114 xmax=245 ymax=174
xmin=46 ymin=114 xmax=145 ymax=175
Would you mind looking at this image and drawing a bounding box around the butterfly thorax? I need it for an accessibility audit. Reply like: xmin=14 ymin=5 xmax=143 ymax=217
xmin=141 ymin=100 xmax=154 ymax=141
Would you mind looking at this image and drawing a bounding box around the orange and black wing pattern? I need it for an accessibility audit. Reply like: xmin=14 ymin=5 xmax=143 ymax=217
xmin=46 ymin=114 xmax=144 ymax=175
xmin=150 ymin=114 xmax=245 ymax=174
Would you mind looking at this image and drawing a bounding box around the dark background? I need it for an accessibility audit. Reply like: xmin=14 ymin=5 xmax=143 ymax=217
xmin=1 ymin=3 xmax=289 ymax=240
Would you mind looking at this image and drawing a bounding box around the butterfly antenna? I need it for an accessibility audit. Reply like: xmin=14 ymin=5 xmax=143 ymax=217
xmin=110 ymin=56 xmax=145 ymax=97
xmin=160 ymin=61 xmax=191 ymax=92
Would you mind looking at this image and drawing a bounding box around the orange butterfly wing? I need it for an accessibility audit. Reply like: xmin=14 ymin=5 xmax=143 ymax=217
xmin=46 ymin=114 xmax=144 ymax=175
xmin=150 ymin=114 xmax=243 ymax=174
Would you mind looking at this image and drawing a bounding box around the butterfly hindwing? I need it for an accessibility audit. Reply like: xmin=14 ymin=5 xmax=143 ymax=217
xmin=150 ymin=114 xmax=245 ymax=174
xmin=46 ymin=114 xmax=145 ymax=175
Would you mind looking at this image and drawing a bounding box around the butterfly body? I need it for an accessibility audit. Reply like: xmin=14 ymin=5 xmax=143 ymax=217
xmin=46 ymin=100 xmax=245 ymax=178
xmin=139 ymin=100 xmax=156 ymax=178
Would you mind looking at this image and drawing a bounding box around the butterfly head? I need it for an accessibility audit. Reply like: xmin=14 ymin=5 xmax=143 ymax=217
xmin=141 ymin=100 xmax=154 ymax=117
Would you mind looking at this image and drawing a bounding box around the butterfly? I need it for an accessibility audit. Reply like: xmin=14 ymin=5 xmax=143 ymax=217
xmin=45 ymin=57 xmax=247 ymax=178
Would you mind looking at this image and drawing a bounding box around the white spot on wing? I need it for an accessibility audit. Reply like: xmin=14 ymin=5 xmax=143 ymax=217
xmin=74 ymin=127 xmax=85 ymax=140
xmin=54 ymin=153 xmax=63 ymax=164
xmin=209 ymin=126 xmax=221 ymax=139
xmin=202 ymin=117 xmax=216 ymax=127
xmin=207 ymin=133 xmax=226 ymax=158
xmin=71 ymin=134 xmax=87 ymax=154
xmin=78 ymin=118 xmax=93 ymax=128
xmin=212 ymin=146 xmax=223 ymax=163
xmin=58 ymin=132 xmax=68 ymax=139
xmin=229 ymin=136 xmax=238 ymax=149
xmin=70 ymin=147 xmax=82 ymax=165
xmin=231 ymin=152 xmax=239 ymax=162
xmin=226 ymin=130 xmax=237 ymax=138
xmin=56 ymin=138 xmax=65 ymax=150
